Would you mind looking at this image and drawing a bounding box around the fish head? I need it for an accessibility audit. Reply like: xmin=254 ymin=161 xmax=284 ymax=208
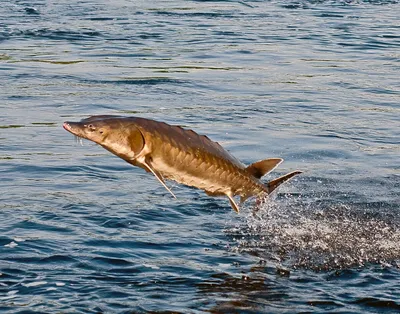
xmin=63 ymin=116 xmax=117 ymax=144
xmin=63 ymin=115 xmax=145 ymax=160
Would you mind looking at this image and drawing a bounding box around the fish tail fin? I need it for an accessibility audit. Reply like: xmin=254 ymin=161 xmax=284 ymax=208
xmin=252 ymin=171 xmax=302 ymax=214
xmin=265 ymin=171 xmax=302 ymax=194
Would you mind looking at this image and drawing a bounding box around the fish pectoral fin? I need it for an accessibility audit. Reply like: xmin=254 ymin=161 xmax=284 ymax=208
xmin=226 ymin=193 xmax=240 ymax=213
xmin=142 ymin=159 xmax=177 ymax=199
xmin=246 ymin=158 xmax=283 ymax=179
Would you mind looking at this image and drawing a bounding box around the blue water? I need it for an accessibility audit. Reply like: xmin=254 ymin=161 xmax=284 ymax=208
xmin=1 ymin=0 xmax=399 ymax=313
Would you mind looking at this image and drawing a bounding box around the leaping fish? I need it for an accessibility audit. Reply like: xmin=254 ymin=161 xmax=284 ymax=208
xmin=63 ymin=115 xmax=301 ymax=213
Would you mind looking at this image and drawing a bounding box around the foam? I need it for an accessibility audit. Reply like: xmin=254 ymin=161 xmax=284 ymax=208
xmin=226 ymin=195 xmax=400 ymax=270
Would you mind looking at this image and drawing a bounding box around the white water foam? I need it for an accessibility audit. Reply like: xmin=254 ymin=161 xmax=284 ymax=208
xmin=226 ymin=195 xmax=400 ymax=270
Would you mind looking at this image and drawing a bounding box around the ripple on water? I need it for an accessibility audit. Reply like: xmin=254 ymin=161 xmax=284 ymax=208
xmin=1 ymin=0 xmax=400 ymax=313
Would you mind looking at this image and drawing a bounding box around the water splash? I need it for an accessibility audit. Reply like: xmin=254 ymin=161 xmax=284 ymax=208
xmin=226 ymin=195 xmax=400 ymax=271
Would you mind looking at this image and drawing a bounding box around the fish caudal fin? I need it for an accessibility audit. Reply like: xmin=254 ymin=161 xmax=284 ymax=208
xmin=246 ymin=158 xmax=283 ymax=179
xmin=266 ymin=170 xmax=302 ymax=194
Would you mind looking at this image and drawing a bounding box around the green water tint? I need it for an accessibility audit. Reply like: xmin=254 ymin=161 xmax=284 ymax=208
xmin=12 ymin=59 xmax=84 ymax=65
xmin=0 ymin=125 xmax=25 ymax=129
xmin=31 ymin=123 xmax=57 ymax=126
xmin=0 ymin=123 xmax=57 ymax=128
xmin=0 ymin=54 xmax=12 ymax=61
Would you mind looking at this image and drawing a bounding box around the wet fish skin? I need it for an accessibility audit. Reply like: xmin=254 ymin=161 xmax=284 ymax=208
xmin=63 ymin=115 xmax=301 ymax=212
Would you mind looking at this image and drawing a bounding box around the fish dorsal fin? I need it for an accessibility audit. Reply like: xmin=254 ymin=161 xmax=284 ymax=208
xmin=226 ymin=193 xmax=240 ymax=213
xmin=246 ymin=158 xmax=283 ymax=179
xmin=266 ymin=171 xmax=302 ymax=194
xmin=142 ymin=158 xmax=176 ymax=198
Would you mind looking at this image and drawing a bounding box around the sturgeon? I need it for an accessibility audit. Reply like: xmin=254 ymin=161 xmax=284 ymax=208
xmin=63 ymin=115 xmax=301 ymax=212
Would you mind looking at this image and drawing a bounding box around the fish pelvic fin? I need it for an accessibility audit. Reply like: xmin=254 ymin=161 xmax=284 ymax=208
xmin=142 ymin=158 xmax=177 ymax=199
xmin=226 ymin=193 xmax=240 ymax=213
xmin=266 ymin=170 xmax=302 ymax=194
xmin=246 ymin=158 xmax=283 ymax=179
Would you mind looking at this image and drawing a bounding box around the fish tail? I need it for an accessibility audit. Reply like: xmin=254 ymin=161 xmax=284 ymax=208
xmin=265 ymin=170 xmax=302 ymax=194
xmin=253 ymin=170 xmax=302 ymax=214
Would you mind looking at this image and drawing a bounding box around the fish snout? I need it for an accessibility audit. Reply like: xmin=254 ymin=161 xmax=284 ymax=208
xmin=63 ymin=121 xmax=84 ymax=137
xmin=63 ymin=122 xmax=72 ymax=131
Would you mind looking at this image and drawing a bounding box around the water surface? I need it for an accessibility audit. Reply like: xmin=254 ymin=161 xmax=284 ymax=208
xmin=1 ymin=0 xmax=399 ymax=313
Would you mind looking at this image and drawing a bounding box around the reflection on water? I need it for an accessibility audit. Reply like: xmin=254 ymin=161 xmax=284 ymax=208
xmin=199 ymin=272 xmax=278 ymax=313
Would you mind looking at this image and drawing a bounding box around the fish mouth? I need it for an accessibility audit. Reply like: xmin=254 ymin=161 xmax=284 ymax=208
xmin=63 ymin=121 xmax=85 ymax=143
xmin=63 ymin=121 xmax=85 ymax=139
xmin=63 ymin=122 xmax=74 ymax=133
